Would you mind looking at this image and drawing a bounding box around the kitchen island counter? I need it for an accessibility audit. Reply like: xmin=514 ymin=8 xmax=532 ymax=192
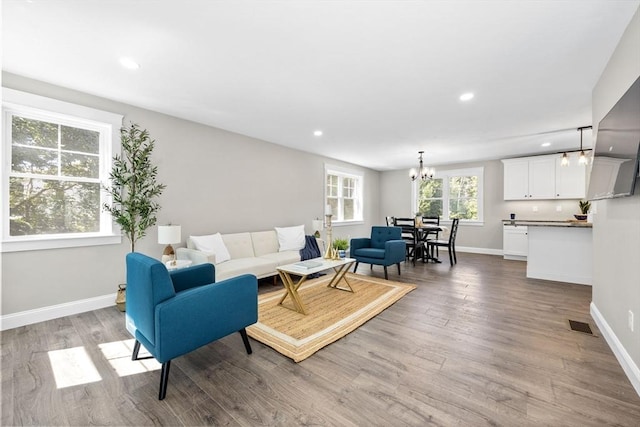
xmin=502 ymin=219 xmax=592 ymax=228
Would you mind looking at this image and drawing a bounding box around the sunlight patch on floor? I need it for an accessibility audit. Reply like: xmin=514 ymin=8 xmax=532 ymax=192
xmin=98 ymin=338 xmax=161 ymax=377
xmin=48 ymin=346 xmax=102 ymax=389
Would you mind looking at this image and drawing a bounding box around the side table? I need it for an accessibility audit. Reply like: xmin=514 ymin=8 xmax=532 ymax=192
xmin=165 ymin=259 xmax=193 ymax=270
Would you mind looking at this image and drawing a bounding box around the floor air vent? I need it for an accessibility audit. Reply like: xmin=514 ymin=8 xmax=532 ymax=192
xmin=568 ymin=320 xmax=593 ymax=335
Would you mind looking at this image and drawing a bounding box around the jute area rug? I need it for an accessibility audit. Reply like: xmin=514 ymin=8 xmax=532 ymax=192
xmin=246 ymin=273 xmax=416 ymax=362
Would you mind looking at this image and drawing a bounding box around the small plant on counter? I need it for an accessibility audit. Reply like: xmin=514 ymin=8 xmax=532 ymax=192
xmin=579 ymin=200 xmax=591 ymax=214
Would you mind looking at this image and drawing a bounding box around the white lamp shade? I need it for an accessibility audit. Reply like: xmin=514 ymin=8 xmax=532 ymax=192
xmin=312 ymin=220 xmax=324 ymax=232
xmin=158 ymin=225 xmax=181 ymax=244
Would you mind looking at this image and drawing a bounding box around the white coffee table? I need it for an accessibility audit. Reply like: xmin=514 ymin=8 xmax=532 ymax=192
xmin=276 ymin=257 xmax=356 ymax=315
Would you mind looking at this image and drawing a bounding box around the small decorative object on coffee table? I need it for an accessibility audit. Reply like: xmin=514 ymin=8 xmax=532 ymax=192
xmin=332 ymin=237 xmax=349 ymax=258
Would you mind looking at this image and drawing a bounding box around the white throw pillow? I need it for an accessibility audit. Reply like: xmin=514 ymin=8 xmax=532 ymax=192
xmin=189 ymin=233 xmax=231 ymax=263
xmin=275 ymin=225 xmax=306 ymax=252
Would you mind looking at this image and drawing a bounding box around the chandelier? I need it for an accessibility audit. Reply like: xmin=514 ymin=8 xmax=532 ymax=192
xmin=409 ymin=151 xmax=435 ymax=181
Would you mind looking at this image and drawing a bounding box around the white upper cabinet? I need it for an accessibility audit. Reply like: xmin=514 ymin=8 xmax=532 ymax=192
xmin=503 ymin=158 xmax=530 ymax=200
xmin=502 ymin=155 xmax=556 ymax=200
xmin=502 ymin=153 xmax=586 ymax=200
xmin=528 ymin=156 xmax=556 ymax=199
xmin=555 ymin=152 xmax=587 ymax=199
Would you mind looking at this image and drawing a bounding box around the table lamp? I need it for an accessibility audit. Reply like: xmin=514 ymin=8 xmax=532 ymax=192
xmin=312 ymin=219 xmax=323 ymax=238
xmin=158 ymin=225 xmax=181 ymax=265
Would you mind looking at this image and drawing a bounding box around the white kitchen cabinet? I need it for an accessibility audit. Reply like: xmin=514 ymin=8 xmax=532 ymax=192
xmin=555 ymin=152 xmax=587 ymax=199
xmin=502 ymin=155 xmax=556 ymax=200
xmin=503 ymin=153 xmax=586 ymax=200
xmin=503 ymin=225 xmax=528 ymax=260
xmin=503 ymin=158 xmax=530 ymax=200
xmin=528 ymin=156 xmax=556 ymax=199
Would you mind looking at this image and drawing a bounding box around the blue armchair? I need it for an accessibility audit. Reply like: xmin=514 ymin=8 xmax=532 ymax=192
xmin=125 ymin=252 xmax=258 ymax=400
xmin=350 ymin=226 xmax=406 ymax=279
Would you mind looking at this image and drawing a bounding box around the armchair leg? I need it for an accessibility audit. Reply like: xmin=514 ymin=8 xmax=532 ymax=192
xmin=383 ymin=266 xmax=388 ymax=280
xmin=353 ymin=262 xmax=359 ymax=273
xmin=131 ymin=340 xmax=154 ymax=361
xmin=397 ymin=263 xmax=401 ymax=275
xmin=132 ymin=340 xmax=141 ymax=361
xmin=159 ymin=361 xmax=171 ymax=400
xmin=239 ymin=328 xmax=252 ymax=354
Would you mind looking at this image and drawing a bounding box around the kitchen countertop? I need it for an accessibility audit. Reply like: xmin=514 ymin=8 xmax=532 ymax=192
xmin=502 ymin=219 xmax=592 ymax=228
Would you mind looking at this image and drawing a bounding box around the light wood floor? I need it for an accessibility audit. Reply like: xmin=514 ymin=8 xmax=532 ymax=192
xmin=2 ymin=253 xmax=640 ymax=426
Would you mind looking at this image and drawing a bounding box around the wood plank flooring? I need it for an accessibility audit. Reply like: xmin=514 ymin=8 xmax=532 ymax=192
xmin=2 ymin=253 xmax=640 ymax=426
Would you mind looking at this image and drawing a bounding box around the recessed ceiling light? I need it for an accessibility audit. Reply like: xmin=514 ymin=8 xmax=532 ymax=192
xmin=313 ymin=130 xmax=323 ymax=137
xmin=459 ymin=92 xmax=474 ymax=101
xmin=541 ymin=142 xmax=551 ymax=147
xmin=119 ymin=57 xmax=140 ymax=70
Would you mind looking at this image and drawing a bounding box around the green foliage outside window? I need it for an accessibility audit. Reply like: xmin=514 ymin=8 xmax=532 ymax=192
xmin=448 ymin=176 xmax=478 ymax=219
xmin=417 ymin=175 xmax=479 ymax=220
xmin=9 ymin=116 xmax=101 ymax=236
xmin=417 ymin=178 xmax=443 ymax=217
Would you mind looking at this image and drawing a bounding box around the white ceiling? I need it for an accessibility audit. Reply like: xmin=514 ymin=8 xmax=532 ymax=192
xmin=3 ymin=1 xmax=639 ymax=171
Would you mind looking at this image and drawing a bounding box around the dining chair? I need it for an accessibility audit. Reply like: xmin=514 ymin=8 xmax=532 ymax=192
xmin=422 ymin=215 xmax=440 ymax=256
xmin=385 ymin=216 xmax=395 ymax=226
xmin=393 ymin=217 xmax=421 ymax=264
xmin=427 ymin=218 xmax=460 ymax=266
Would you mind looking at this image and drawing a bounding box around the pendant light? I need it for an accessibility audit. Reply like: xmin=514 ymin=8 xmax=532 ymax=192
xmin=560 ymin=126 xmax=592 ymax=166
xmin=578 ymin=126 xmax=591 ymax=165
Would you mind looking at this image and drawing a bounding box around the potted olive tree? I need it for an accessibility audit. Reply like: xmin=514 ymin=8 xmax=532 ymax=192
xmin=103 ymin=123 xmax=166 ymax=310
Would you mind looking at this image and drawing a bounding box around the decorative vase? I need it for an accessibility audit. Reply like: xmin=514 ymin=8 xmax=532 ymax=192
xmin=115 ymin=283 xmax=126 ymax=312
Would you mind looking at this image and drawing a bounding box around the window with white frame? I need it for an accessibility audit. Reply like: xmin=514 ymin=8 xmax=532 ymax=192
xmin=325 ymin=165 xmax=363 ymax=224
xmin=2 ymin=88 xmax=123 ymax=252
xmin=413 ymin=167 xmax=483 ymax=223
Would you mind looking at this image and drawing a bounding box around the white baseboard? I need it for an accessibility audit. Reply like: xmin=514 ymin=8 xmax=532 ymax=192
xmin=456 ymin=246 xmax=503 ymax=256
xmin=591 ymin=302 xmax=640 ymax=397
xmin=1 ymin=293 xmax=117 ymax=331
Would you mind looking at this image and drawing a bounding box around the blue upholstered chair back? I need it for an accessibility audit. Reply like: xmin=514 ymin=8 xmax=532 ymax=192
xmin=370 ymin=226 xmax=402 ymax=249
xmin=126 ymin=253 xmax=176 ymax=346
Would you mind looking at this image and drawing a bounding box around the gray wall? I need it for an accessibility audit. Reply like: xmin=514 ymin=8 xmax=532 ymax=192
xmin=380 ymin=159 xmax=588 ymax=251
xmin=1 ymin=73 xmax=379 ymax=315
xmin=591 ymin=7 xmax=640 ymax=370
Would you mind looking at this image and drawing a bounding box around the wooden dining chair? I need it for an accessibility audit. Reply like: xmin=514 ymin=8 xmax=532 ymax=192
xmin=427 ymin=218 xmax=460 ymax=266
xmin=393 ymin=217 xmax=420 ymax=264
xmin=422 ymin=215 xmax=440 ymax=256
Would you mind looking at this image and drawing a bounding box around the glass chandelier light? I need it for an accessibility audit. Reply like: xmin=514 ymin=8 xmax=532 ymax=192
xmin=409 ymin=151 xmax=435 ymax=181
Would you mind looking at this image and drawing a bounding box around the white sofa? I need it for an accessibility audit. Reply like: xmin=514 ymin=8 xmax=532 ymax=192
xmin=176 ymin=230 xmax=316 ymax=281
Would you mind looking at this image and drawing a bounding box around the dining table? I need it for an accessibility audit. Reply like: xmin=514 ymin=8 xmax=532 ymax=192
xmin=415 ymin=224 xmax=447 ymax=263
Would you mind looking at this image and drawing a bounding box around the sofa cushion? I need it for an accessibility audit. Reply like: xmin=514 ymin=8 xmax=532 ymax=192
xmin=275 ymin=225 xmax=306 ymax=252
xmin=251 ymin=230 xmax=279 ymax=257
xmin=214 ymin=257 xmax=277 ymax=281
xmin=221 ymin=233 xmax=256 ymax=259
xmin=189 ymin=233 xmax=231 ymax=264
xmin=260 ymin=250 xmax=301 ymax=266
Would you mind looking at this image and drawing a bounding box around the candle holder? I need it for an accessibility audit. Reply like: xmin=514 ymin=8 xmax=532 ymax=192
xmin=323 ymin=213 xmax=333 ymax=259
